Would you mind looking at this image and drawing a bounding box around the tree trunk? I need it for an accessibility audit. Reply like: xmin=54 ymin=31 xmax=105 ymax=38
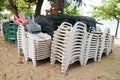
xmin=8 ymin=0 xmax=18 ymax=17
xmin=115 ymin=19 xmax=119 ymax=37
xmin=54 ymin=0 xmax=64 ymax=14
xmin=34 ymin=0 xmax=44 ymax=18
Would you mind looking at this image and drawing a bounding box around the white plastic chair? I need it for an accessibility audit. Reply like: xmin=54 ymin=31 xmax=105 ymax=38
xmin=96 ymin=28 xmax=110 ymax=61
xmin=26 ymin=32 xmax=51 ymax=67
xmin=51 ymin=22 xmax=87 ymax=73
xmin=83 ymin=33 xmax=99 ymax=66
xmin=17 ymin=25 xmax=28 ymax=61
xmin=108 ymin=35 xmax=114 ymax=55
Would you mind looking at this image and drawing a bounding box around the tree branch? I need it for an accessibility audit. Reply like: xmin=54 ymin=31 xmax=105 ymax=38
xmin=8 ymin=0 xmax=18 ymax=17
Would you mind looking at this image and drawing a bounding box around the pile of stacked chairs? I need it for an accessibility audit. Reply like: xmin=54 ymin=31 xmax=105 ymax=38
xmin=17 ymin=25 xmax=51 ymax=67
xmin=26 ymin=32 xmax=51 ymax=66
xmin=93 ymin=28 xmax=114 ymax=61
xmin=17 ymin=21 xmax=114 ymax=73
xmin=51 ymin=22 xmax=114 ymax=73
xmin=108 ymin=35 xmax=114 ymax=54
xmin=51 ymin=22 xmax=87 ymax=73
xmin=17 ymin=25 xmax=26 ymax=58
xmin=83 ymin=33 xmax=99 ymax=66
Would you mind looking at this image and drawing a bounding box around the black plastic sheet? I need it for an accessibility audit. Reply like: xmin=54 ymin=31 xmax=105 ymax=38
xmin=35 ymin=15 xmax=96 ymax=36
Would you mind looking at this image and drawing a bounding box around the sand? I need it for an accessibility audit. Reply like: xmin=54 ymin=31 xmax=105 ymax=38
xmin=0 ymin=32 xmax=120 ymax=80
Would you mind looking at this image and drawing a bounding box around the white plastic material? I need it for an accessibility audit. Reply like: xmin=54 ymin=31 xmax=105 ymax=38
xmin=17 ymin=25 xmax=51 ymax=67
xmin=26 ymin=32 xmax=51 ymax=67
xmin=51 ymin=22 xmax=87 ymax=73
xmin=0 ymin=20 xmax=4 ymax=37
xmin=108 ymin=35 xmax=114 ymax=54
xmin=93 ymin=28 xmax=110 ymax=61
xmin=84 ymin=33 xmax=99 ymax=66
xmin=17 ymin=25 xmax=28 ymax=60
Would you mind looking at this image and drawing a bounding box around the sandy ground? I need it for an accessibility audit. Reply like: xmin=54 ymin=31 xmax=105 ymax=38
xmin=0 ymin=32 xmax=120 ymax=80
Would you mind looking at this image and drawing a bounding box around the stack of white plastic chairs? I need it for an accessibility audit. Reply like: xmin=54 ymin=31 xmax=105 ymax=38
xmin=26 ymin=32 xmax=51 ymax=67
xmin=0 ymin=19 xmax=4 ymax=37
xmin=83 ymin=33 xmax=99 ymax=65
xmin=17 ymin=25 xmax=51 ymax=67
xmin=51 ymin=22 xmax=87 ymax=73
xmin=108 ymin=35 xmax=114 ymax=54
xmin=17 ymin=25 xmax=27 ymax=60
xmin=93 ymin=28 xmax=110 ymax=61
xmin=98 ymin=28 xmax=110 ymax=60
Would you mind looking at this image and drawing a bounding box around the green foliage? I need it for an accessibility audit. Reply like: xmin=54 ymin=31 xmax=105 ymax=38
xmin=6 ymin=0 xmax=83 ymax=17
xmin=0 ymin=0 xmax=11 ymax=19
xmin=16 ymin=0 xmax=34 ymax=16
xmin=0 ymin=0 xmax=4 ymax=11
xmin=91 ymin=0 xmax=120 ymax=37
xmin=2 ymin=14 xmax=8 ymax=19
xmin=24 ymin=0 xmax=36 ymax=3
xmin=91 ymin=0 xmax=120 ymax=20
xmin=0 ymin=0 xmax=9 ymax=11
xmin=64 ymin=4 xmax=81 ymax=16
xmin=24 ymin=0 xmax=83 ymax=17
xmin=0 ymin=0 xmax=34 ymax=16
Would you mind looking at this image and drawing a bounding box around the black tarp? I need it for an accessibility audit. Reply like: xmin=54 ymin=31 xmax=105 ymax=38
xmin=35 ymin=15 xmax=96 ymax=36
